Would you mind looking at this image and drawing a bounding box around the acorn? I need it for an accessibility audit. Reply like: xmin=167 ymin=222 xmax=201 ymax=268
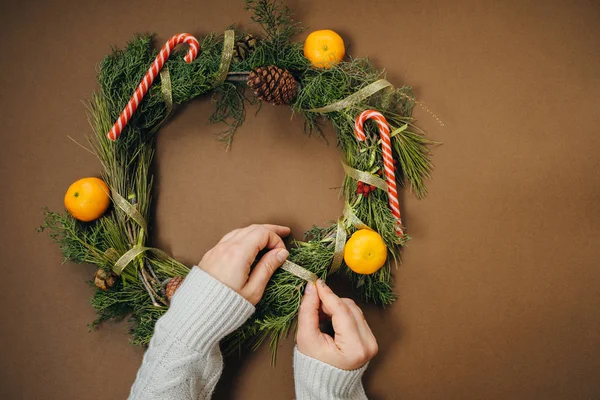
xmin=94 ymin=269 xmax=117 ymax=291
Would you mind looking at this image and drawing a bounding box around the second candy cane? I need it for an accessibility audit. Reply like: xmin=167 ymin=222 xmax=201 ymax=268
xmin=354 ymin=110 xmax=404 ymax=236
xmin=107 ymin=33 xmax=200 ymax=141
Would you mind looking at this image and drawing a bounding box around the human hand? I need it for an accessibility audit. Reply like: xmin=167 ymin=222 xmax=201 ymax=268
xmin=296 ymin=280 xmax=378 ymax=370
xmin=198 ymin=224 xmax=290 ymax=305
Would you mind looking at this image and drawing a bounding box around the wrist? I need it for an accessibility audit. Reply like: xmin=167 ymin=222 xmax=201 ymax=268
xmin=294 ymin=347 xmax=368 ymax=398
xmin=156 ymin=266 xmax=255 ymax=352
xmin=296 ymin=344 xmax=369 ymax=371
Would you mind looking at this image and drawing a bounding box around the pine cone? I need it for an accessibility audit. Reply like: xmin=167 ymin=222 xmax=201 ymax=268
xmin=165 ymin=276 xmax=185 ymax=302
xmin=94 ymin=269 xmax=117 ymax=291
xmin=247 ymin=65 xmax=299 ymax=105
xmin=233 ymin=34 xmax=258 ymax=62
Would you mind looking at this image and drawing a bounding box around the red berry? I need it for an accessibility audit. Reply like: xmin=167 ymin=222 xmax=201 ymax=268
xmin=357 ymin=181 xmax=364 ymax=187
xmin=370 ymin=185 xmax=376 ymax=192
xmin=363 ymin=190 xmax=370 ymax=197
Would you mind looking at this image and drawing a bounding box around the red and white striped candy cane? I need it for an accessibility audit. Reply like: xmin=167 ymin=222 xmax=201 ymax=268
xmin=107 ymin=33 xmax=200 ymax=141
xmin=354 ymin=110 xmax=404 ymax=236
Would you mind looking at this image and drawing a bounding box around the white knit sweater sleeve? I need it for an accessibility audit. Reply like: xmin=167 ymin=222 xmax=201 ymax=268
xmin=129 ymin=266 xmax=370 ymax=400
xmin=293 ymin=348 xmax=369 ymax=400
xmin=128 ymin=266 xmax=255 ymax=400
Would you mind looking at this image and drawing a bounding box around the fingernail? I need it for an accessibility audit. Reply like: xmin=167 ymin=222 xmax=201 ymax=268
xmin=305 ymin=282 xmax=315 ymax=293
xmin=276 ymin=249 xmax=289 ymax=263
xmin=317 ymin=279 xmax=327 ymax=288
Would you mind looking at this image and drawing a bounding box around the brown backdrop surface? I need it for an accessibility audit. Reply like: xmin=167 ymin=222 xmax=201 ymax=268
xmin=1 ymin=0 xmax=599 ymax=399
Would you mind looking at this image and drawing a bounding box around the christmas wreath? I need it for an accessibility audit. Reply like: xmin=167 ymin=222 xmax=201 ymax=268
xmin=41 ymin=0 xmax=438 ymax=360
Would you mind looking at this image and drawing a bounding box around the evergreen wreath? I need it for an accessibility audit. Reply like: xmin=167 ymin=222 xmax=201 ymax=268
xmin=40 ymin=0 xmax=438 ymax=361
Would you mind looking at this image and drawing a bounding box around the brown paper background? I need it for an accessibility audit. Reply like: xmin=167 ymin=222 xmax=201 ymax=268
xmin=1 ymin=0 xmax=599 ymax=398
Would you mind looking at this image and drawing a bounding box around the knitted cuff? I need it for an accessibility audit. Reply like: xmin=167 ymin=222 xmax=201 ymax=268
xmin=293 ymin=347 xmax=369 ymax=400
xmin=158 ymin=266 xmax=255 ymax=352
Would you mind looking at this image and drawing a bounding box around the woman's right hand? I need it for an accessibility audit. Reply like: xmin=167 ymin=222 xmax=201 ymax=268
xmin=296 ymin=279 xmax=378 ymax=370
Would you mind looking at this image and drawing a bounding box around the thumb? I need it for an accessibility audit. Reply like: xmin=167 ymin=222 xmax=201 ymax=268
xmin=297 ymin=282 xmax=322 ymax=345
xmin=316 ymin=279 xmax=358 ymax=335
xmin=243 ymin=248 xmax=289 ymax=305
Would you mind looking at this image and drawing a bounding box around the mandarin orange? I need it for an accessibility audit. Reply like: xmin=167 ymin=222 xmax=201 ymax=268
xmin=64 ymin=177 xmax=110 ymax=222
xmin=303 ymin=29 xmax=345 ymax=69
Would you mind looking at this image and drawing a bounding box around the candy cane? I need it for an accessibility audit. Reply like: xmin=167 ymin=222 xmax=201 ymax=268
xmin=107 ymin=33 xmax=200 ymax=141
xmin=354 ymin=110 xmax=404 ymax=236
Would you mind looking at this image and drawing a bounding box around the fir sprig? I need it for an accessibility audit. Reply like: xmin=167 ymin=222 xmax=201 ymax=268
xmin=245 ymin=0 xmax=304 ymax=43
xmin=210 ymin=82 xmax=250 ymax=149
xmin=40 ymin=209 xmax=111 ymax=267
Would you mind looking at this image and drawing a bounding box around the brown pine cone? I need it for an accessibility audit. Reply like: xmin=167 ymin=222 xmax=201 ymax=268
xmin=247 ymin=65 xmax=299 ymax=105
xmin=233 ymin=34 xmax=258 ymax=62
xmin=165 ymin=276 xmax=185 ymax=302
xmin=94 ymin=269 xmax=117 ymax=291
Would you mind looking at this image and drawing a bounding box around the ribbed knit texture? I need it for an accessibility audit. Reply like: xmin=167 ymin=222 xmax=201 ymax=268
xmin=294 ymin=347 xmax=369 ymax=400
xmin=128 ymin=267 xmax=255 ymax=399
xmin=129 ymin=266 xmax=370 ymax=399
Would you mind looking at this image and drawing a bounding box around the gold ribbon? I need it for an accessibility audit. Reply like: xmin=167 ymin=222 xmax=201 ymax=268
xmin=111 ymin=190 xmax=148 ymax=233
xmin=214 ymin=30 xmax=235 ymax=86
xmin=148 ymin=66 xmax=173 ymax=135
xmin=112 ymin=245 xmax=172 ymax=275
xmin=329 ymin=218 xmax=346 ymax=274
xmin=343 ymin=203 xmax=370 ymax=230
xmin=306 ymin=78 xmax=444 ymax=126
xmin=281 ymin=260 xmax=318 ymax=282
xmin=110 ymin=189 xmax=176 ymax=275
xmin=341 ymin=161 xmax=387 ymax=191
xmin=327 ymin=161 xmax=385 ymax=274
xmin=308 ymin=79 xmax=392 ymax=113
xmin=160 ymin=67 xmax=173 ymax=113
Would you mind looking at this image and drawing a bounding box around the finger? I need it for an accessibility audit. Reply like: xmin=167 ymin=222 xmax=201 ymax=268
xmin=316 ymin=280 xmax=346 ymax=316
xmin=259 ymin=224 xmax=291 ymax=238
xmin=316 ymin=280 xmax=360 ymax=336
xmin=297 ymin=282 xmax=323 ymax=344
xmin=246 ymin=224 xmax=291 ymax=246
xmin=242 ymin=248 xmax=289 ymax=304
xmin=341 ymin=299 xmax=365 ymax=322
xmin=229 ymin=224 xmax=291 ymax=242
xmin=341 ymin=299 xmax=378 ymax=356
xmin=341 ymin=298 xmax=375 ymax=339
xmin=237 ymin=226 xmax=288 ymax=257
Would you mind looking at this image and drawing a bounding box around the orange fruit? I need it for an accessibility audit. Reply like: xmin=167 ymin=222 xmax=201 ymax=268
xmin=303 ymin=29 xmax=345 ymax=69
xmin=344 ymin=229 xmax=387 ymax=275
xmin=64 ymin=177 xmax=111 ymax=222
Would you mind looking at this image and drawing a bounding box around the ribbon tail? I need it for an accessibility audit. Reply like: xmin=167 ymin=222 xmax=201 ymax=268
xmin=307 ymin=79 xmax=393 ymax=113
xmin=281 ymin=260 xmax=318 ymax=282
xmin=329 ymin=218 xmax=347 ymax=274
xmin=111 ymin=190 xmax=148 ymax=233
xmin=343 ymin=202 xmax=370 ymax=230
